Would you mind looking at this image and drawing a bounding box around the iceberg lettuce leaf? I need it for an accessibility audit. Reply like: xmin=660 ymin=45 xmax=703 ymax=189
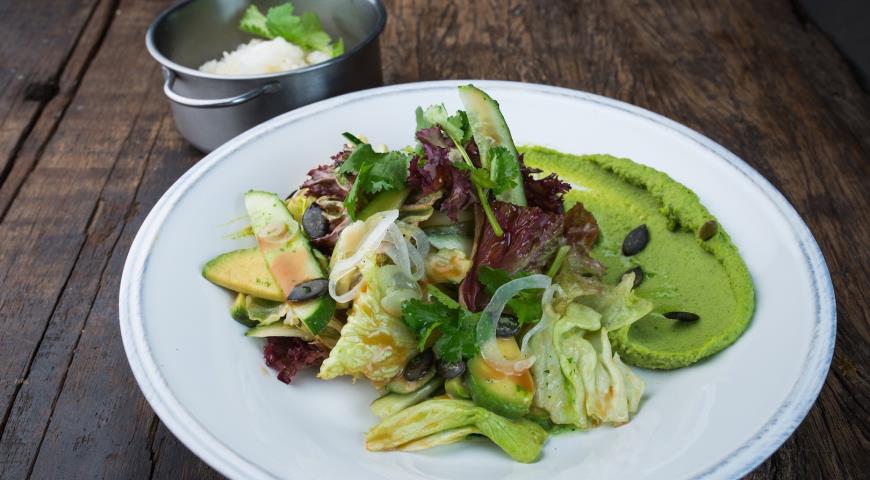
xmin=318 ymin=260 xmax=418 ymax=386
xmin=577 ymin=272 xmax=653 ymax=330
xmin=528 ymin=288 xmax=645 ymax=428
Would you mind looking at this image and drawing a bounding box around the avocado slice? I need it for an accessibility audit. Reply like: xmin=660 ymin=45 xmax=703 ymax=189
xmin=202 ymin=248 xmax=286 ymax=302
xmin=445 ymin=376 xmax=471 ymax=399
xmin=467 ymin=338 xmax=534 ymax=418
xmin=358 ymin=187 xmax=410 ymax=220
xmin=244 ymin=191 xmax=336 ymax=334
xmin=370 ymin=377 xmax=443 ymax=418
xmin=458 ymin=85 xmax=526 ymax=206
xmin=386 ymin=368 xmax=436 ymax=394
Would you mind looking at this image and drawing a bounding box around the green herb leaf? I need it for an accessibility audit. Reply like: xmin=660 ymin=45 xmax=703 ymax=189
xmin=339 ymin=144 xmax=410 ymax=218
xmin=414 ymin=104 xmax=471 ymax=144
xmin=401 ymin=298 xmax=480 ymax=362
xmin=239 ymin=5 xmax=274 ymax=39
xmin=331 ymin=37 xmax=345 ymax=57
xmin=240 ymin=2 xmax=339 ymax=53
xmin=342 ymin=132 xmax=363 ymax=145
xmin=478 ymin=266 xmax=544 ymax=325
xmin=488 ymin=146 xmax=521 ymax=194
xmin=402 ymin=298 xmax=447 ymax=350
xmin=434 ymin=309 xmax=479 ymax=362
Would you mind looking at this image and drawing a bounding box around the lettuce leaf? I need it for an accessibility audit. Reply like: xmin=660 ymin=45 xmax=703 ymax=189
xmin=460 ymin=202 xmax=564 ymax=310
xmin=365 ymin=398 xmax=548 ymax=463
xmin=527 ymin=285 xmax=647 ymax=428
xmin=318 ymin=261 xmax=418 ymax=386
xmin=577 ymin=272 xmax=653 ymax=331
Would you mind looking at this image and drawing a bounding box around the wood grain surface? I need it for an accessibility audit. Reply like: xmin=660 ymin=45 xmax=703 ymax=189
xmin=0 ymin=0 xmax=866 ymax=478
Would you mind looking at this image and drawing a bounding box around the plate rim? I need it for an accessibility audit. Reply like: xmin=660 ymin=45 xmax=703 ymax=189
xmin=119 ymin=79 xmax=836 ymax=480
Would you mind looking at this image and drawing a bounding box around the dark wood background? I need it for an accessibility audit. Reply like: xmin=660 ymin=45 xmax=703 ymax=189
xmin=0 ymin=0 xmax=866 ymax=478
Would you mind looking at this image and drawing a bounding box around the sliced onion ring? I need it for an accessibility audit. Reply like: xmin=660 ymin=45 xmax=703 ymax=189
xmin=477 ymin=274 xmax=552 ymax=374
xmin=328 ymin=210 xmax=399 ymax=302
xmin=520 ymin=284 xmax=562 ymax=355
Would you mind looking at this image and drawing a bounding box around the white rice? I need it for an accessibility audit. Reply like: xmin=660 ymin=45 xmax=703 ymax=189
xmin=199 ymin=37 xmax=330 ymax=75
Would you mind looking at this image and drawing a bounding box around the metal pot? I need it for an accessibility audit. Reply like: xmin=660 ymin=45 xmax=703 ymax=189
xmin=146 ymin=0 xmax=386 ymax=152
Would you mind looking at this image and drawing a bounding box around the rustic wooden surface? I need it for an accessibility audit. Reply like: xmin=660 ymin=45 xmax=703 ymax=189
xmin=0 ymin=0 xmax=866 ymax=478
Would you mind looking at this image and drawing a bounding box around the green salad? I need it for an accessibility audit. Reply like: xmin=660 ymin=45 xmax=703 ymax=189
xmin=202 ymin=86 xmax=753 ymax=462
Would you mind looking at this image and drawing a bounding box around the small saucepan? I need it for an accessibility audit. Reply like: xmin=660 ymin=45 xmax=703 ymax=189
xmin=146 ymin=0 xmax=386 ymax=152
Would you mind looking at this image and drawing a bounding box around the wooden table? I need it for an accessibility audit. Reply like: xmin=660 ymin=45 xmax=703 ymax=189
xmin=0 ymin=0 xmax=866 ymax=478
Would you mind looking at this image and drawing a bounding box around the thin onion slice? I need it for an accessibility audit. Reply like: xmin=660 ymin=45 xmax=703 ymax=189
xmin=477 ymin=274 xmax=552 ymax=374
xmin=403 ymin=223 xmax=430 ymax=279
xmin=520 ymin=284 xmax=562 ymax=355
xmin=328 ymin=210 xmax=399 ymax=302
xmin=383 ymin=224 xmax=412 ymax=278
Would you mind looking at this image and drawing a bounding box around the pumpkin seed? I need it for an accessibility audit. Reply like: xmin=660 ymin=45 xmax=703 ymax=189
xmin=699 ymin=220 xmax=718 ymax=241
xmin=286 ymin=278 xmax=328 ymax=302
xmin=623 ymin=266 xmax=644 ymax=288
xmin=495 ymin=315 xmax=520 ymax=337
xmin=302 ymin=203 xmax=330 ymax=238
xmin=664 ymin=311 xmax=700 ymax=322
xmin=622 ymin=224 xmax=649 ymax=256
xmin=403 ymin=350 xmax=434 ymax=381
xmin=437 ymin=360 xmax=466 ymax=379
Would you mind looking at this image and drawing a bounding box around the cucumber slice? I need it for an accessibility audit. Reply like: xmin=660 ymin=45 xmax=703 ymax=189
xmin=245 ymin=324 xmax=313 ymax=338
xmin=458 ymin=85 xmax=526 ymax=206
xmin=244 ymin=191 xmax=335 ymax=334
xmin=359 ymin=188 xmax=409 ymax=220
xmin=370 ymin=377 xmax=443 ymax=418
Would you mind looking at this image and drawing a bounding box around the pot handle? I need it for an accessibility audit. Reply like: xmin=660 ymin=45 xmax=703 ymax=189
xmin=161 ymin=68 xmax=281 ymax=108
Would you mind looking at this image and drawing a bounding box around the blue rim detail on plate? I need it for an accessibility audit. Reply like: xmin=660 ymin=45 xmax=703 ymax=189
xmin=119 ymin=80 xmax=835 ymax=480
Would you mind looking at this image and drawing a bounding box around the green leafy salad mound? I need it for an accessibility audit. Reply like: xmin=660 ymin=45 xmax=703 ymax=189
xmin=202 ymin=85 xmax=658 ymax=463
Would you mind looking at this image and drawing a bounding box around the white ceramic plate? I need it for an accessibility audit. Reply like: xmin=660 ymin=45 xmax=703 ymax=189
xmin=120 ymin=80 xmax=835 ymax=480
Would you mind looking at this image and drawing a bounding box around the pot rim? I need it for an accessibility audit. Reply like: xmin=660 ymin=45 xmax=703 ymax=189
xmin=145 ymin=0 xmax=387 ymax=81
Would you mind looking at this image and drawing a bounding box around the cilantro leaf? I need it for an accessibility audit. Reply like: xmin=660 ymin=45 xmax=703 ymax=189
xmin=414 ymin=104 xmax=470 ymax=144
xmin=241 ymin=3 xmax=343 ymax=58
xmin=339 ymin=143 xmax=410 ymax=218
xmin=478 ymin=266 xmax=544 ymax=325
xmin=401 ymin=298 xmax=479 ymax=362
xmin=366 ymin=151 xmax=409 ymax=194
xmin=454 ymin=162 xmax=497 ymax=190
xmin=239 ymin=5 xmax=274 ymax=39
xmin=488 ymin=146 xmax=521 ymax=194
xmin=434 ymin=309 xmax=479 ymax=362
xmin=402 ymin=298 xmax=446 ymax=351
xmin=446 ymin=110 xmax=472 ymax=145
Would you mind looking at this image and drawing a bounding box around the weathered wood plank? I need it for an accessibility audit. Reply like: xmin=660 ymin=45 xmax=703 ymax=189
xmin=150 ymin=423 xmax=223 ymax=480
xmin=0 ymin=0 xmax=119 ymax=218
xmin=0 ymin=0 xmax=102 ymax=189
xmin=0 ymin=56 xmax=166 ymax=480
xmin=0 ymin=0 xmax=173 ymax=467
xmin=29 ymin=113 xmax=200 ymax=479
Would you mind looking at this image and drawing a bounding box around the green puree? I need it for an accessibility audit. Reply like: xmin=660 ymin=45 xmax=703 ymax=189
xmin=520 ymin=146 xmax=755 ymax=369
